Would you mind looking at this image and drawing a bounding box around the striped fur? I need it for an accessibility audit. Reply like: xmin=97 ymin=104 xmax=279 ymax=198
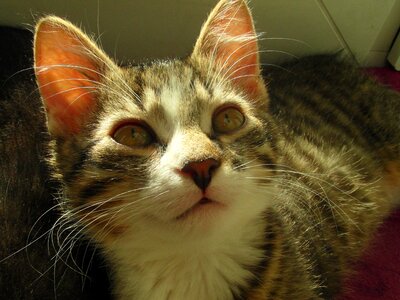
xmin=33 ymin=0 xmax=400 ymax=299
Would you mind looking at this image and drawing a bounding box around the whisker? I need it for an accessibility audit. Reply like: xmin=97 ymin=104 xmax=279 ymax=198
xmin=246 ymin=175 xmax=362 ymax=230
xmin=232 ymin=158 xmax=258 ymax=170
xmin=0 ymin=202 xmax=63 ymax=263
xmin=212 ymin=38 xmax=258 ymax=85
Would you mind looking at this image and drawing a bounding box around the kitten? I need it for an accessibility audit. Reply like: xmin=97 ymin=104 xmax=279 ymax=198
xmin=31 ymin=0 xmax=400 ymax=299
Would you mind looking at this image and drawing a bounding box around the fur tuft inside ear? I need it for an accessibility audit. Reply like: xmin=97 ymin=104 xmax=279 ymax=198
xmin=34 ymin=16 xmax=116 ymax=136
xmin=191 ymin=0 xmax=265 ymax=98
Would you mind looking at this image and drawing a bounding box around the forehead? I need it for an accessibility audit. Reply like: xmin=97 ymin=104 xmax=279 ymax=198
xmin=125 ymin=60 xmax=226 ymax=128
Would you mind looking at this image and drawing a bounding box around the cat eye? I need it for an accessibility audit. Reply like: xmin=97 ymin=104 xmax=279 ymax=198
xmin=213 ymin=106 xmax=245 ymax=134
xmin=112 ymin=123 xmax=155 ymax=148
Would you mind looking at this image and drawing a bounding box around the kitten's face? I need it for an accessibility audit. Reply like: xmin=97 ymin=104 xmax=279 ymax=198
xmin=34 ymin=0 xmax=278 ymax=242
xmin=70 ymin=61 xmax=276 ymax=240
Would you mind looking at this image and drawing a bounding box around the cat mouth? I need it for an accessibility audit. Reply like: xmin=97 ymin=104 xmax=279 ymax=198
xmin=176 ymin=197 xmax=223 ymax=220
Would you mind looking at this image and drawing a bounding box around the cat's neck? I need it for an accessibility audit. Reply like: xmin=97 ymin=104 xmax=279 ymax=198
xmin=106 ymin=217 xmax=267 ymax=300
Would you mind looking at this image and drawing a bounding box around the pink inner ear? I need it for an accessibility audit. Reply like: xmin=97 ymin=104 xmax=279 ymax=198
xmin=35 ymin=21 xmax=100 ymax=135
xmin=192 ymin=0 xmax=262 ymax=97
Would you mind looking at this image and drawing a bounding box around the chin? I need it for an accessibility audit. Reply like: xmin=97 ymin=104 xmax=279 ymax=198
xmin=173 ymin=197 xmax=227 ymax=231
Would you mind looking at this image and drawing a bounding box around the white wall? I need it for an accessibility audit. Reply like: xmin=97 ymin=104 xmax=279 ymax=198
xmin=0 ymin=0 xmax=399 ymax=67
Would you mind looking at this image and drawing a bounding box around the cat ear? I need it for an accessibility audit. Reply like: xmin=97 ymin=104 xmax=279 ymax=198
xmin=34 ymin=16 xmax=116 ymax=136
xmin=191 ymin=0 xmax=265 ymax=98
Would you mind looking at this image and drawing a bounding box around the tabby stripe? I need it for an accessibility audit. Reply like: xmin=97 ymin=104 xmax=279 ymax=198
xmin=317 ymin=91 xmax=378 ymax=142
xmin=277 ymin=137 xmax=319 ymax=172
xmin=310 ymin=79 xmax=383 ymax=147
xmin=281 ymin=88 xmax=368 ymax=148
xmin=257 ymin=154 xmax=276 ymax=171
xmin=264 ymin=240 xmax=289 ymax=300
xmin=132 ymin=68 xmax=145 ymax=110
xmin=235 ymin=129 xmax=269 ymax=148
xmin=64 ymin=148 xmax=90 ymax=184
xmin=312 ymin=74 xmax=365 ymax=121
xmin=242 ymin=211 xmax=280 ymax=299
xmin=231 ymin=158 xmax=245 ymax=171
xmin=77 ymin=177 xmax=123 ymax=203
xmin=187 ymin=60 xmax=215 ymax=94
xmin=289 ymin=105 xmax=354 ymax=143
xmin=276 ymin=62 xmax=370 ymax=133
xmin=249 ymin=231 xmax=277 ymax=287
xmin=187 ymin=66 xmax=197 ymax=90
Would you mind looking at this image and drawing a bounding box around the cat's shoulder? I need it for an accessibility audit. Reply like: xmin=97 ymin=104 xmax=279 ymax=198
xmin=264 ymin=54 xmax=364 ymax=87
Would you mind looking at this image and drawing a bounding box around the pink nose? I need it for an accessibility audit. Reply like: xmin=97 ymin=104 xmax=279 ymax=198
xmin=181 ymin=158 xmax=220 ymax=192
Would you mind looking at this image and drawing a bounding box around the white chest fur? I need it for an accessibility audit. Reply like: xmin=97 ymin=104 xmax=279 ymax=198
xmin=107 ymin=218 xmax=267 ymax=300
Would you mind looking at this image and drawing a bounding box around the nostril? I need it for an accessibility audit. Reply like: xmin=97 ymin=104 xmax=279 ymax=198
xmin=208 ymin=160 xmax=220 ymax=175
xmin=181 ymin=165 xmax=196 ymax=177
xmin=181 ymin=158 xmax=220 ymax=191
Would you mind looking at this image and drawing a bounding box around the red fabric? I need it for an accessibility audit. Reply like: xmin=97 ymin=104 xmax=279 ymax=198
xmin=367 ymin=67 xmax=400 ymax=91
xmin=339 ymin=211 xmax=400 ymax=299
xmin=338 ymin=67 xmax=400 ymax=299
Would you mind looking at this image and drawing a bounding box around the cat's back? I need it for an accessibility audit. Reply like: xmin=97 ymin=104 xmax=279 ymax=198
xmin=267 ymin=55 xmax=400 ymax=162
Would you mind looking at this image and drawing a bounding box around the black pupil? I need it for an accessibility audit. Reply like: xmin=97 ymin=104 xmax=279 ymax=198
xmin=131 ymin=127 xmax=137 ymax=138
xmin=224 ymin=113 xmax=230 ymax=125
